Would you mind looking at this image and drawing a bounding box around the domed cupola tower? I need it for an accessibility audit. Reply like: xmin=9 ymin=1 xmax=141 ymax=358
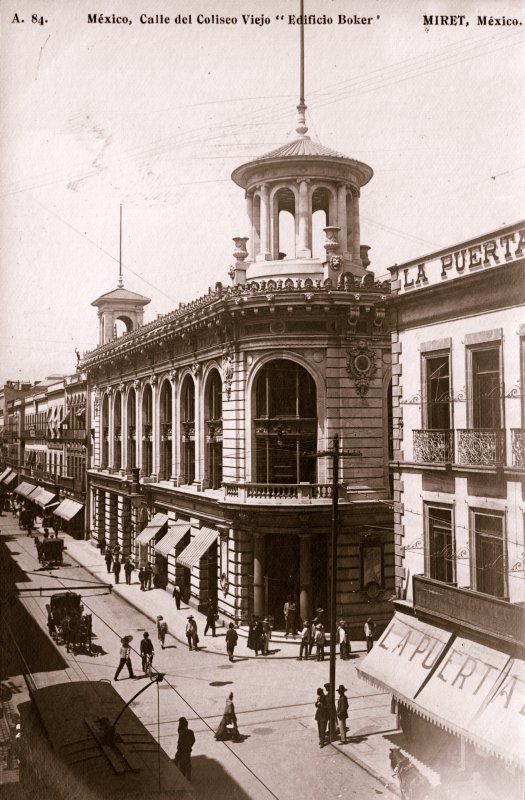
xmin=231 ymin=53 xmax=373 ymax=285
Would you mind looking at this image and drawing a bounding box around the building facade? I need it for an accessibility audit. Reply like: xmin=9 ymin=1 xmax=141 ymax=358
xmin=81 ymin=123 xmax=395 ymax=633
xmin=359 ymin=221 xmax=525 ymax=796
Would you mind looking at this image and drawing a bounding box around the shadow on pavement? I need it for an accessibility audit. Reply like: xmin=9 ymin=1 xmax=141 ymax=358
xmin=191 ymin=754 xmax=255 ymax=800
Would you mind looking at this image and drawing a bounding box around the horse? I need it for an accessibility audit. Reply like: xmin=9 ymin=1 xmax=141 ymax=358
xmin=390 ymin=747 xmax=433 ymax=800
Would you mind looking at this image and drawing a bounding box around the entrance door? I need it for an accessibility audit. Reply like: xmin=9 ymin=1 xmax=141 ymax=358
xmin=264 ymin=535 xmax=299 ymax=628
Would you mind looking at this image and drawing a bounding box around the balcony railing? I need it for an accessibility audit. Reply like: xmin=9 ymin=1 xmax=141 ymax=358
xmin=128 ymin=425 xmax=136 ymax=440
xmin=413 ymin=575 xmax=525 ymax=646
xmin=143 ymin=424 xmax=152 ymax=440
xmin=206 ymin=419 xmax=223 ymax=442
xmin=456 ymin=429 xmax=505 ymax=467
xmin=161 ymin=422 xmax=172 ymax=440
xmin=222 ymin=482 xmax=347 ymax=503
xmin=413 ymin=429 xmax=454 ymax=463
xmin=511 ymin=429 xmax=525 ymax=467
xmin=60 ymin=429 xmax=87 ymax=442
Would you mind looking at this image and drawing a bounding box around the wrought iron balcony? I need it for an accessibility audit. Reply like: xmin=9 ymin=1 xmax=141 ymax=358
xmin=511 ymin=429 xmax=525 ymax=467
xmin=413 ymin=429 xmax=454 ymax=463
xmin=456 ymin=429 xmax=505 ymax=467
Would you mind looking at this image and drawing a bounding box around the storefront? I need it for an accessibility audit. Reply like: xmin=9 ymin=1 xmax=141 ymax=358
xmin=53 ymin=498 xmax=84 ymax=538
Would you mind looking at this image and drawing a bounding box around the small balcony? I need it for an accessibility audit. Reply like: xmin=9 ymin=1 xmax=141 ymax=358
xmin=182 ymin=422 xmax=195 ymax=441
xmin=456 ymin=429 xmax=505 ymax=467
xmin=413 ymin=429 xmax=454 ymax=463
xmin=142 ymin=424 xmax=152 ymax=440
xmin=222 ymin=482 xmax=348 ymax=504
xmin=206 ymin=419 xmax=223 ymax=442
xmin=413 ymin=575 xmax=525 ymax=646
xmin=128 ymin=425 xmax=136 ymax=440
xmin=161 ymin=422 xmax=172 ymax=440
xmin=60 ymin=428 xmax=87 ymax=442
xmin=511 ymin=429 xmax=525 ymax=467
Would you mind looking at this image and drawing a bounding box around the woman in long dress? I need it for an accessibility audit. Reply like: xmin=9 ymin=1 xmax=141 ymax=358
xmin=215 ymin=692 xmax=241 ymax=741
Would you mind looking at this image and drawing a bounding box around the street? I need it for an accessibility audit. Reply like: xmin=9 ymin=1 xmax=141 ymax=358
xmin=0 ymin=514 xmax=398 ymax=800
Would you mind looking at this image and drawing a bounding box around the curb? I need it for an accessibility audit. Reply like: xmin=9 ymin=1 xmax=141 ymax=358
xmin=330 ymin=740 xmax=401 ymax=797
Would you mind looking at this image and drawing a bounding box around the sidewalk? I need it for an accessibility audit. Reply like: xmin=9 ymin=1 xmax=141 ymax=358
xmin=2 ymin=513 xmax=403 ymax=796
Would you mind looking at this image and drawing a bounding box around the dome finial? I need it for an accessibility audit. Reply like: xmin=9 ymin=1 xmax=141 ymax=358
xmin=118 ymin=204 xmax=124 ymax=288
xmin=296 ymin=0 xmax=309 ymax=137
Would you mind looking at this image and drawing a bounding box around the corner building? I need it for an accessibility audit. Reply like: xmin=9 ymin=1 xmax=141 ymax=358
xmin=82 ymin=126 xmax=394 ymax=633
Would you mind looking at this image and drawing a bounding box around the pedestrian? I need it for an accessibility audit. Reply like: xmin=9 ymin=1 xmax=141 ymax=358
xmin=298 ymin=620 xmax=310 ymax=660
xmin=114 ymin=635 xmax=135 ymax=680
xmin=309 ymin=608 xmax=324 ymax=655
xmin=52 ymin=518 xmax=60 ymax=538
xmin=225 ymin=622 xmax=238 ymax=662
xmin=283 ymin=596 xmax=297 ymax=637
xmin=156 ymin=615 xmax=168 ymax=649
xmin=172 ymin=582 xmax=181 ymax=609
xmin=337 ymin=685 xmax=349 ymax=744
xmin=364 ymin=617 xmax=376 ymax=653
xmin=185 ymin=615 xmax=198 ymax=651
xmin=140 ymin=632 xmax=154 ymax=674
xmin=113 ymin=558 xmax=121 ymax=585
xmin=324 ymin=682 xmax=338 ymax=739
xmin=123 ymin=558 xmax=133 ymax=585
xmin=174 ymin=717 xmax=195 ymax=780
xmin=144 ymin=561 xmax=153 ymax=590
xmin=247 ymin=616 xmax=263 ymax=656
xmin=104 ymin=546 xmax=113 ymax=573
xmin=215 ymin=692 xmax=241 ymax=742
xmin=315 ymin=688 xmax=329 ymax=748
xmin=112 ymin=544 xmax=121 ymax=561
xmin=204 ymin=600 xmax=217 ymax=637
xmin=138 ymin=565 xmax=146 ymax=591
xmin=261 ymin=617 xmax=271 ymax=656
xmin=337 ymin=619 xmax=348 ymax=660
xmin=315 ymin=623 xmax=326 ymax=661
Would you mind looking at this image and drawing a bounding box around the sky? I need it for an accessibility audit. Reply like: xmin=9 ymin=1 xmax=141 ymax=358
xmin=1 ymin=0 xmax=524 ymax=384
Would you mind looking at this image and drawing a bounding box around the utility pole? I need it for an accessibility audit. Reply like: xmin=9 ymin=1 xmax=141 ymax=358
xmin=313 ymin=433 xmax=361 ymax=742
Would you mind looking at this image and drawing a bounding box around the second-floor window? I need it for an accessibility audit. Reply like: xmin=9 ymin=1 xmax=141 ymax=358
xmin=181 ymin=376 xmax=195 ymax=484
xmin=424 ymin=353 xmax=451 ymax=430
xmin=425 ymin=505 xmax=455 ymax=584
xmin=471 ymin=347 xmax=501 ymax=429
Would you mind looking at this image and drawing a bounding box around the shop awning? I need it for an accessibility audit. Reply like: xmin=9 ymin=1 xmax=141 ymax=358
xmin=30 ymin=487 xmax=58 ymax=508
xmin=357 ymin=612 xmax=453 ymax=700
xmin=54 ymin=499 xmax=84 ymax=521
xmin=155 ymin=523 xmax=191 ymax=557
xmin=0 ymin=467 xmax=12 ymax=483
xmin=135 ymin=513 xmax=168 ymax=546
xmin=470 ymin=657 xmax=525 ymax=767
xmin=176 ymin=526 xmax=218 ymax=570
xmin=3 ymin=470 xmax=17 ymax=486
xmin=14 ymin=481 xmax=38 ymax=499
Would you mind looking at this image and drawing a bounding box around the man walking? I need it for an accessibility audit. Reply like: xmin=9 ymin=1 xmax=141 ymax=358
xmin=113 ymin=558 xmax=121 ymax=585
xmin=123 ymin=558 xmax=133 ymax=585
xmin=315 ymin=624 xmax=326 ymax=661
xmin=185 ymin=616 xmax=198 ymax=651
xmin=284 ymin=596 xmax=296 ymax=637
xmin=337 ymin=685 xmax=349 ymax=744
xmin=157 ymin=616 xmax=168 ymax=649
xmin=114 ymin=636 xmax=135 ymax=680
xmin=174 ymin=717 xmax=195 ymax=780
xmin=225 ymin=622 xmax=238 ymax=662
xmin=298 ymin=620 xmax=310 ymax=660
xmin=364 ymin=617 xmax=376 ymax=652
xmin=204 ymin=600 xmax=217 ymax=637
xmin=315 ymin=688 xmax=329 ymax=748
xmin=144 ymin=561 xmax=153 ymax=590
xmin=172 ymin=582 xmax=181 ymax=609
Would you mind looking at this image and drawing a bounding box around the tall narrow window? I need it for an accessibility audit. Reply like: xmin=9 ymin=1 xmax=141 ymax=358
xmin=159 ymin=381 xmax=172 ymax=481
xmin=426 ymin=505 xmax=454 ymax=583
xmin=142 ymin=384 xmax=153 ymax=477
xmin=472 ymin=510 xmax=506 ymax=598
xmin=254 ymin=360 xmax=317 ymax=484
xmin=181 ymin=377 xmax=195 ymax=485
xmin=425 ymin=354 xmax=451 ymax=429
xmin=101 ymin=394 xmax=109 ymax=467
xmin=113 ymin=390 xmax=122 ymax=471
xmin=127 ymin=389 xmax=136 ymax=470
xmin=206 ymin=370 xmax=223 ymax=490
xmin=472 ymin=348 xmax=501 ymax=429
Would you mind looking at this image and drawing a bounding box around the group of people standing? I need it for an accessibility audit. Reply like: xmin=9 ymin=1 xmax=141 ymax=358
xmin=246 ymin=616 xmax=272 ymax=656
xmin=315 ymin=684 xmax=350 ymax=747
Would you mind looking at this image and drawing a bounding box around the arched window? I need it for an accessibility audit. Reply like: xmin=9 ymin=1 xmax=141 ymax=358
xmin=113 ymin=390 xmax=122 ymax=470
xmin=311 ymin=187 xmax=331 ymax=258
xmin=142 ymin=384 xmax=153 ymax=477
xmin=159 ymin=381 xmax=172 ymax=481
xmin=205 ymin=370 xmax=223 ymax=490
xmin=127 ymin=388 xmax=136 ymax=470
xmin=180 ymin=376 xmax=195 ymax=485
xmin=274 ymin=188 xmax=296 ymax=259
xmin=101 ymin=394 xmax=109 ymax=467
xmin=254 ymin=360 xmax=317 ymax=484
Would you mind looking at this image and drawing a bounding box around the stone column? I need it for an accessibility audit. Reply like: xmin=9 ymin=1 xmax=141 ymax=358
xmin=352 ymin=191 xmax=361 ymax=263
xmin=297 ymin=179 xmax=311 ymax=258
xmin=337 ymin=185 xmax=349 ymax=255
xmin=245 ymin=193 xmax=254 ymax=260
xmin=151 ymin=379 xmax=158 ymax=477
xmin=253 ymin=533 xmax=265 ymax=619
xmin=108 ymin=390 xmax=115 ymax=470
xmin=121 ymin=390 xmax=128 ymax=472
xmin=135 ymin=383 xmax=142 ymax=476
xmin=259 ymin=184 xmax=270 ymax=260
xmin=299 ymin=534 xmax=313 ymax=622
xmin=170 ymin=375 xmax=178 ymax=481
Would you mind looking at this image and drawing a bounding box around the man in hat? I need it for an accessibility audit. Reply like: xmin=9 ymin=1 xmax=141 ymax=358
xmin=157 ymin=616 xmax=168 ymax=649
xmin=114 ymin=635 xmax=135 ymax=680
xmin=185 ymin=616 xmax=198 ymax=651
xmin=298 ymin=620 xmax=311 ymax=660
xmin=174 ymin=716 xmax=195 ymax=780
xmin=337 ymin=685 xmax=349 ymax=744
xmin=314 ymin=623 xmax=326 ymax=661
xmin=364 ymin=617 xmax=376 ymax=652
xmin=225 ymin=622 xmax=238 ymax=662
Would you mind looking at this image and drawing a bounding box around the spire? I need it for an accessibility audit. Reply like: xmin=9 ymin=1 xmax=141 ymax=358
xmin=296 ymin=0 xmax=309 ymax=138
xmin=118 ymin=204 xmax=124 ymax=288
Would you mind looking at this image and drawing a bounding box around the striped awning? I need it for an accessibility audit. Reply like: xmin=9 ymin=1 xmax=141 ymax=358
xmin=155 ymin=523 xmax=191 ymax=557
xmin=0 ymin=467 xmax=12 ymax=483
xmin=14 ymin=481 xmax=38 ymax=498
xmin=135 ymin=513 xmax=168 ymax=546
xmin=3 ymin=470 xmax=17 ymax=486
xmin=176 ymin=526 xmax=218 ymax=569
xmin=0 ymin=468 xmax=16 ymax=485
xmin=30 ymin=487 xmax=58 ymax=508
xmin=54 ymin=499 xmax=84 ymax=521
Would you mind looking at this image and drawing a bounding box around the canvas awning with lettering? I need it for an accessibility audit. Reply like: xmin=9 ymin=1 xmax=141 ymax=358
xmin=135 ymin=513 xmax=168 ymax=546
xmin=357 ymin=612 xmax=453 ymax=700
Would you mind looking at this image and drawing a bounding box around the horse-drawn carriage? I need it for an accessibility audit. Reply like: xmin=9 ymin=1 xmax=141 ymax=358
xmin=46 ymin=592 xmax=92 ymax=655
xmin=35 ymin=536 xmax=65 ymax=568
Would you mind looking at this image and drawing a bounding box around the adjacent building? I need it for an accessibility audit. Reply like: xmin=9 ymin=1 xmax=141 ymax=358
xmin=359 ymin=220 xmax=525 ymax=796
xmin=81 ymin=117 xmax=395 ymax=632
